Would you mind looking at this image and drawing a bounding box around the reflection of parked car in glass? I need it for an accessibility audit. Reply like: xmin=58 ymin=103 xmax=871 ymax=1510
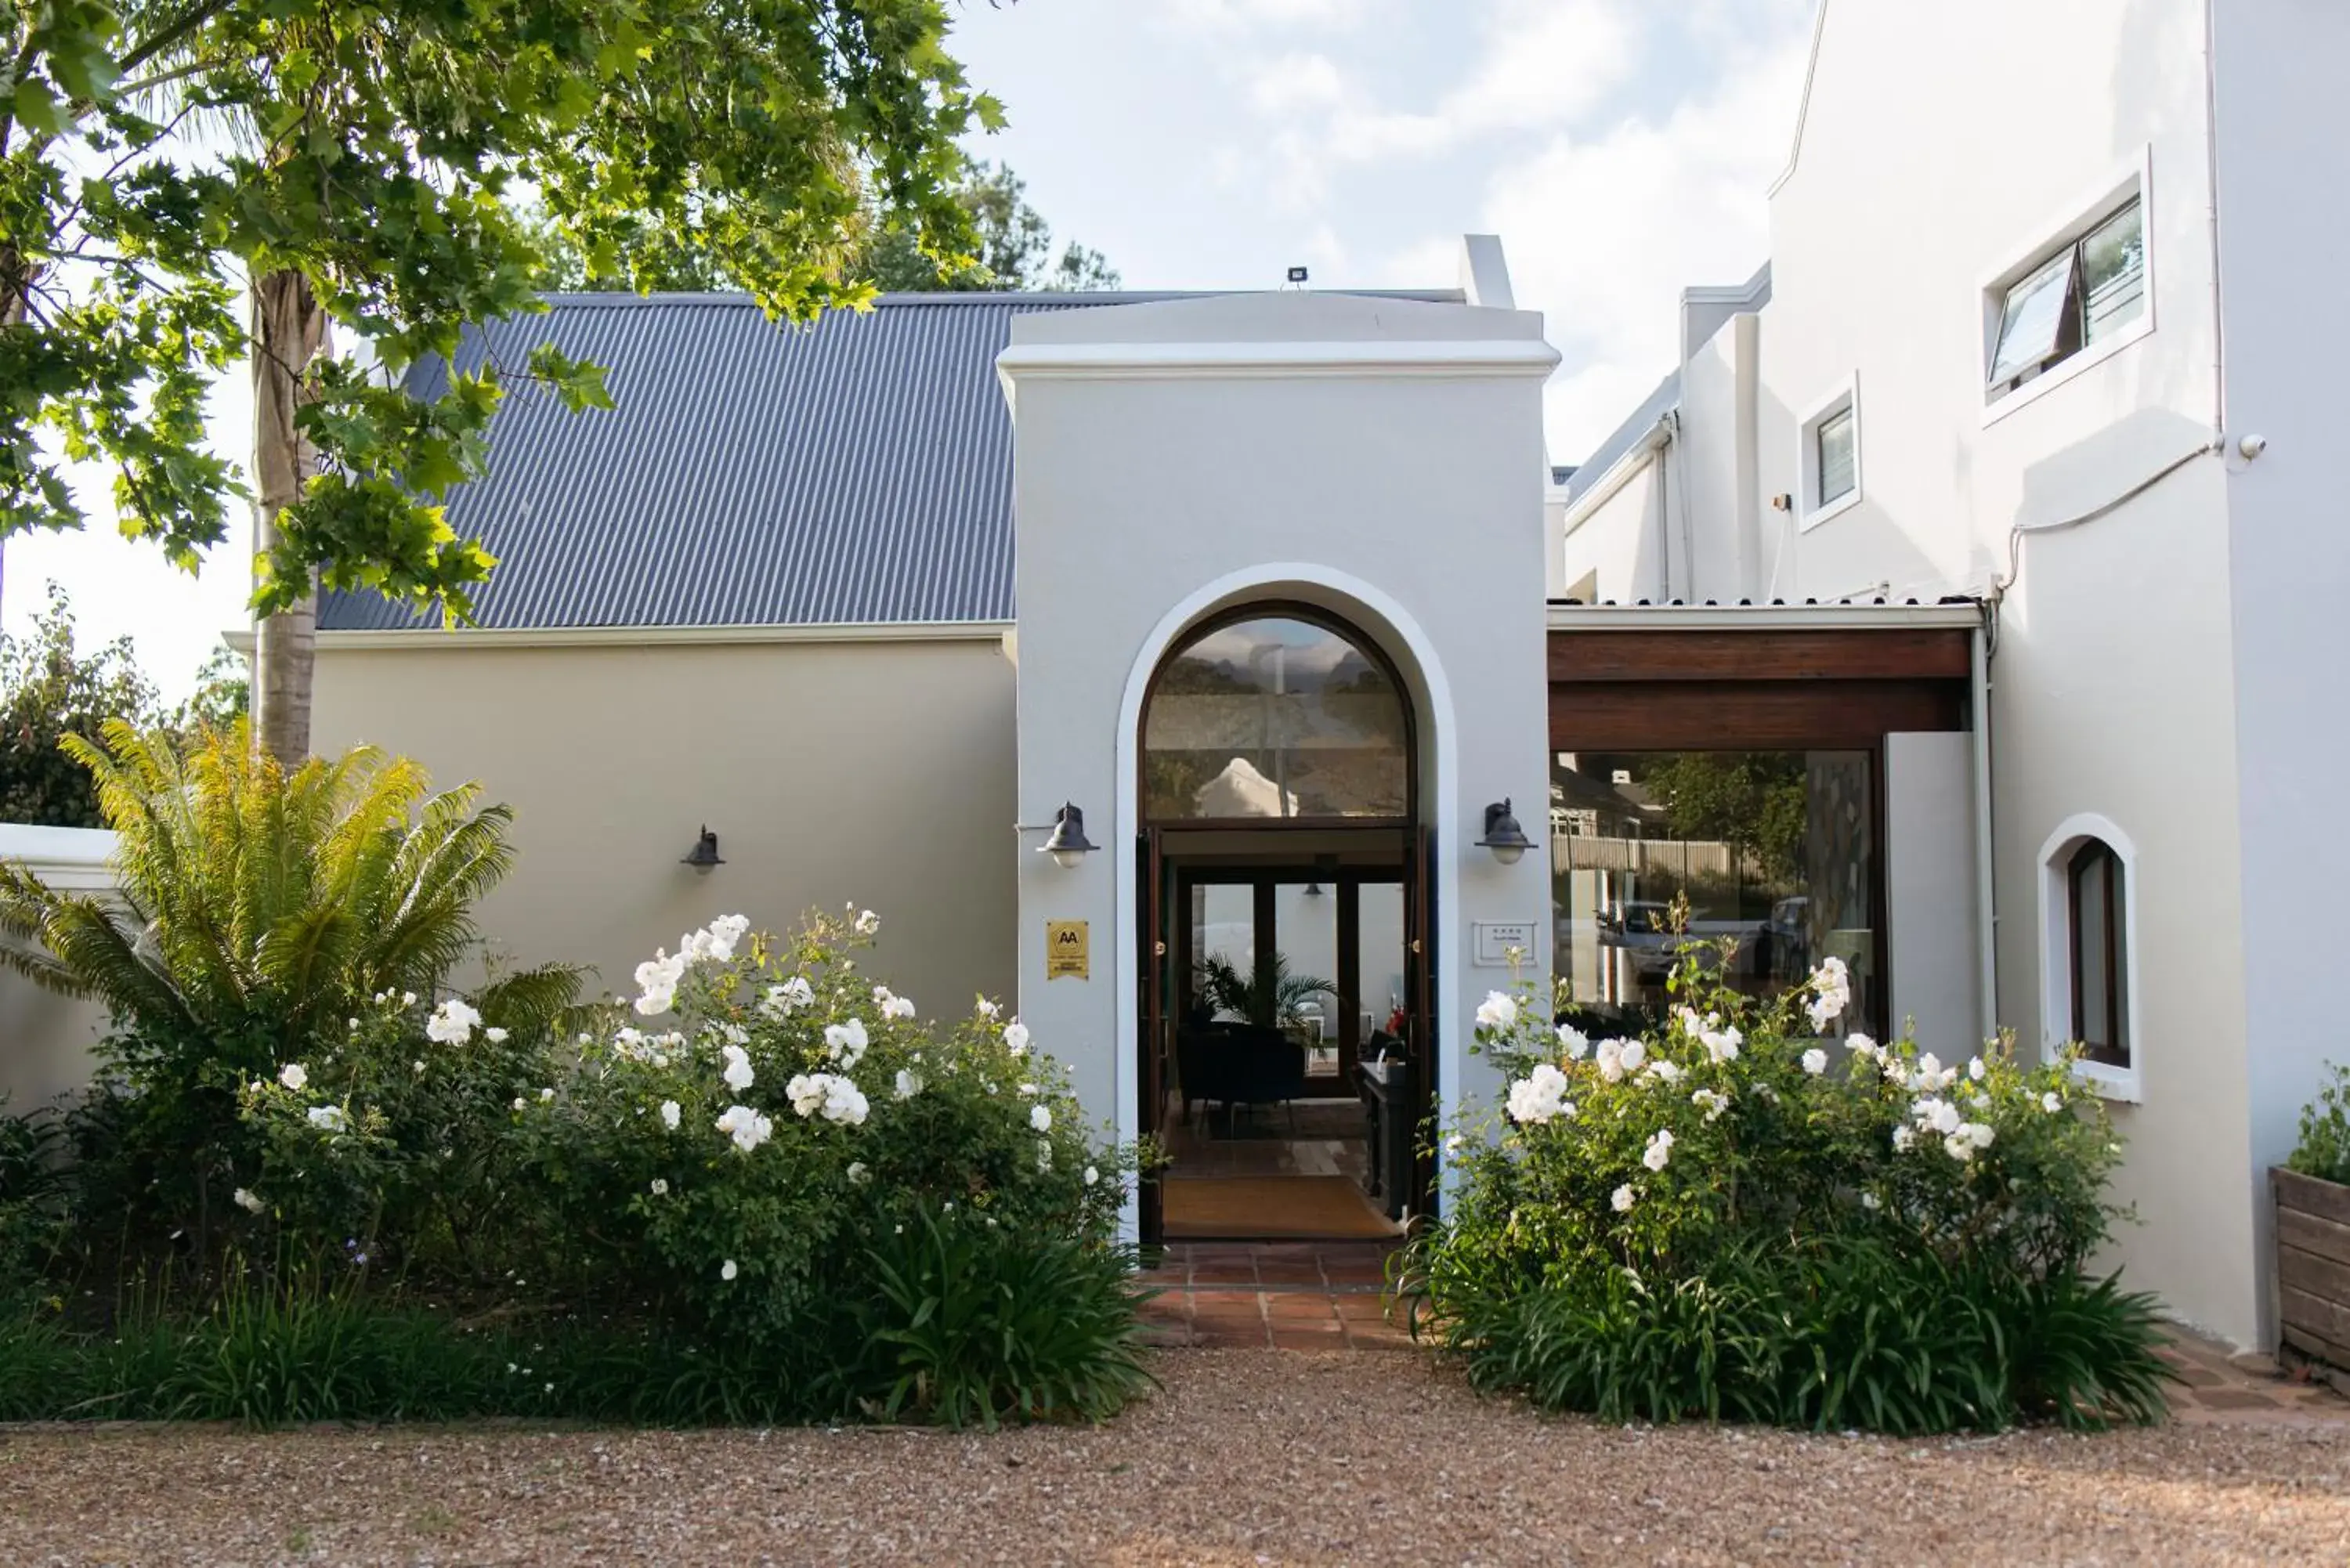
xmin=1755 ymin=896 xmax=1812 ymax=981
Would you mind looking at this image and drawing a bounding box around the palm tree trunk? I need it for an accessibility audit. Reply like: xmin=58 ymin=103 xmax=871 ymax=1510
xmin=249 ymin=267 xmax=327 ymax=768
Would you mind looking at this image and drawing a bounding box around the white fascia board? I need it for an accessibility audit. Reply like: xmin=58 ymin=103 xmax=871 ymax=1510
xmin=1547 ymin=602 xmax=1982 ymax=632
xmin=995 ymin=338 xmax=1562 ymax=384
xmin=298 ymin=620 xmax=1017 ymax=652
xmin=1558 ymin=417 xmax=1673 ymax=539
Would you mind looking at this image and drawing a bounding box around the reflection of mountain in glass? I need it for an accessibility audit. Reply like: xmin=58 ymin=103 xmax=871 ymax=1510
xmin=1143 ymin=617 xmax=1409 ymax=820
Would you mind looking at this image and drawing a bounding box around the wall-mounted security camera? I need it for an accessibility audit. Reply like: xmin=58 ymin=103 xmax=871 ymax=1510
xmin=2236 ymin=433 xmax=2269 ymax=461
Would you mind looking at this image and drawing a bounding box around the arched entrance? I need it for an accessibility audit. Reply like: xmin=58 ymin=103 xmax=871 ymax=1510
xmin=1135 ymin=604 xmax=1436 ymax=1242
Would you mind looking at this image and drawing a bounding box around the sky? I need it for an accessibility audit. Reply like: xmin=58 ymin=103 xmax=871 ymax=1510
xmin=2 ymin=0 xmax=1817 ymax=702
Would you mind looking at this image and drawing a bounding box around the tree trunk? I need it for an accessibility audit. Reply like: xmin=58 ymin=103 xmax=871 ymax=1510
xmin=249 ymin=268 xmax=327 ymax=768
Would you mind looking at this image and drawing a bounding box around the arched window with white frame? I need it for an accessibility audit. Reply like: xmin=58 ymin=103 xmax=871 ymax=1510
xmin=2037 ymin=815 xmax=2140 ymax=1099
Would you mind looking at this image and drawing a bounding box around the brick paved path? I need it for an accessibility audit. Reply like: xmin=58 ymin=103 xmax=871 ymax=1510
xmin=1137 ymin=1241 xmax=1413 ymax=1349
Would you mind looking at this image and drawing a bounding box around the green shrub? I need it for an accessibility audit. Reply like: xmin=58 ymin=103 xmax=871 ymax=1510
xmin=1404 ymin=934 xmax=2167 ymax=1433
xmin=2289 ymin=1061 xmax=2350 ymax=1186
xmin=854 ymin=1206 xmax=1155 ymax=1429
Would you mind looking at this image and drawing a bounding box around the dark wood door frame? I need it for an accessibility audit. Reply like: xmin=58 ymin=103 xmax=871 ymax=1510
xmin=1139 ymin=833 xmax=1420 ymax=1245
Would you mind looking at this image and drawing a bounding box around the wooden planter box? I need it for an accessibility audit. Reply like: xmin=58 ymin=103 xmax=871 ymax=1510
xmin=2274 ymin=1166 xmax=2350 ymax=1371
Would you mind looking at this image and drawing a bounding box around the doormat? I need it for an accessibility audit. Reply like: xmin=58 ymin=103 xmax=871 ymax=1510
xmin=1161 ymin=1176 xmax=1400 ymax=1241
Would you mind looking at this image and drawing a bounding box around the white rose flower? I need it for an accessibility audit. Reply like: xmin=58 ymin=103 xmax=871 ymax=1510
xmin=847 ymin=1161 xmax=870 ymax=1184
xmin=1611 ymin=1183 xmax=1638 ymax=1213
xmin=1801 ymin=1048 xmax=1828 ymax=1076
xmin=1596 ymin=1039 xmax=1625 ymax=1084
xmin=1618 ymin=1039 xmax=1647 ymax=1071
xmin=650 ymin=1178 xmax=669 ymax=1196
xmin=1036 ymin=1139 xmax=1054 ymax=1172
xmin=1083 ymin=1165 xmax=1100 ymax=1187
xmin=1506 ymin=1064 xmax=1572 ymax=1125
xmin=824 ymin=1018 xmax=870 ymax=1068
xmin=715 ymin=1104 xmax=774 ymax=1152
xmin=1030 ymin=1102 xmax=1053 ymax=1133
xmin=512 ymin=1097 xmax=527 ymax=1111
xmin=2041 ymin=1090 xmax=2063 ymax=1114
xmin=761 ymin=977 xmax=815 ymax=1019
xmin=402 ymin=991 xmax=418 ymax=1007
xmin=1645 ymin=1060 xmax=1683 ymax=1086
xmin=660 ymin=1100 xmax=681 ymax=1130
xmin=425 ymin=997 xmax=481 ymax=1046
xmin=721 ymin=1259 xmax=739 ymax=1281
xmin=1860 ymin=1191 xmax=1882 ymax=1212
xmin=1641 ymin=1128 xmax=1676 ymax=1172
xmin=539 ymin=1087 xmax=555 ymax=1102
xmin=1892 ymin=1125 xmax=1915 ymax=1152
xmin=278 ymin=1063 xmax=309 ymax=1091
xmin=822 ymin=1077 xmax=870 ymax=1125
xmin=854 ymin=909 xmax=880 ymax=935
xmin=1691 ymin=1088 xmax=1729 ymax=1123
xmin=721 ymin=1043 xmax=755 ymax=1092
xmin=1556 ymin=1025 xmax=1590 ymax=1060
xmin=232 ymin=1187 xmax=266 ymax=1216
xmin=975 ymin=995 xmax=1001 ymax=1019
xmin=1967 ymin=1121 xmax=1996 ymax=1150
xmin=894 ymin=1069 xmax=924 ymax=1100
xmin=486 ymin=1026 xmax=508 ymax=1043
xmin=1845 ymin=1032 xmax=1880 ymax=1059
xmin=1474 ymin=992 xmax=1519 ymax=1031
xmin=1003 ymin=1021 xmax=1031 ymax=1055
xmin=306 ymin=1104 xmax=348 ymax=1133
xmin=1969 ymin=1057 xmax=1987 ymax=1082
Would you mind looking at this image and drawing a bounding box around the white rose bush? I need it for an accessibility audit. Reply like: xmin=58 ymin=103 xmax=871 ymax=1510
xmin=517 ymin=908 xmax=1141 ymax=1375
xmin=1404 ymin=927 xmax=2170 ymax=1434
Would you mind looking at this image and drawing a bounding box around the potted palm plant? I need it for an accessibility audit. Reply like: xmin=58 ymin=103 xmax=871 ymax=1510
xmin=2276 ymin=1063 xmax=2350 ymax=1384
xmin=1196 ymin=952 xmax=1334 ymax=1032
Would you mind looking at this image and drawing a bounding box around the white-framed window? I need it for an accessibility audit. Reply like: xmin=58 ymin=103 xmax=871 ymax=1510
xmin=2037 ymin=814 xmax=2141 ymax=1100
xmin=1982 ymin=157 xmax=2153 ymax=418
xmin=1795 ymin=374 xmax=1861 ymax=531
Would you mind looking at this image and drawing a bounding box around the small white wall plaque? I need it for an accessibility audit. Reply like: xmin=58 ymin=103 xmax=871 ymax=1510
xmin=1472 ymin=920 xmax=1538 ymax=968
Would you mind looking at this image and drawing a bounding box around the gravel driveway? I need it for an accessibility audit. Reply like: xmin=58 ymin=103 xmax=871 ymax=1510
xmin=5 ymin=1349 xmax=2348 ymax=1566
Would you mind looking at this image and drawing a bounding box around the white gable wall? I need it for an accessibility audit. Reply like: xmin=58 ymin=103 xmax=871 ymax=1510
xmin=1003 ymin=290 xmax=1558 ymax=1211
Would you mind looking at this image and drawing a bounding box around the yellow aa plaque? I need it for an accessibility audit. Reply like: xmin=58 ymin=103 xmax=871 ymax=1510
xmin=1045 ymin=919 xmax=1090 ymax=981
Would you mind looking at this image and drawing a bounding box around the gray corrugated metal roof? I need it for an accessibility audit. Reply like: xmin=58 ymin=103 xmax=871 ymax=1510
xmin=1560 ymin=370 xmax=1680 ymax=508
xmin=320 ymin=287 xmax=1463 ymax=633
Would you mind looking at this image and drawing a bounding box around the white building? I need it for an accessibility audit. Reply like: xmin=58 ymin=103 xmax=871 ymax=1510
xmin=1555 ymin=0 xmax=2348 ymax=1348
xmin=7 ymin=0 xmax=2339 ymax=1352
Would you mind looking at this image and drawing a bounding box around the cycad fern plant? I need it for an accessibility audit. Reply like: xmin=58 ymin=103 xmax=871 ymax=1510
xmin=0 ymin=721 xmax=577 ymax=1245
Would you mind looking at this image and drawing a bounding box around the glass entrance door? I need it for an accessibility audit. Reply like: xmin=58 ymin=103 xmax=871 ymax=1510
xmin=1139 ymin=842 xmax=1419 ymax=1243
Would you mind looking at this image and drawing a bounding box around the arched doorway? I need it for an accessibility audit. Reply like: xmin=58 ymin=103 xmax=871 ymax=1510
xmin=1136 ymin=605 xmax=1434 ymax=1243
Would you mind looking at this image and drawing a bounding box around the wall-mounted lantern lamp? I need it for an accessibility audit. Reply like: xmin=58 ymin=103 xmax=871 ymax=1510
xmin=1476 ymin=800 xmax=1535 ymax=866
xmin=1038 ymin=802 xmax=1098 ymax=869
xmin=682 ymin=826 xmax=725 ymax=872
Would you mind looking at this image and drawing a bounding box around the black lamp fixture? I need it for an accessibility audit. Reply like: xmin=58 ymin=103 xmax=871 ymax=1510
xmin=682 ymin=826 xmax=725 ymax=871
xmin=1303 ymin=852 xmax=1338 ymax=896
xmin=1476 ymin=799 xmax=1535 ymax=866
xmin=1039 ymin=802 xmax=1098 ymax=869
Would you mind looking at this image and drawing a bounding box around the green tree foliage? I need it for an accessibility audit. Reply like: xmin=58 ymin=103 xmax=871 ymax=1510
xmin=0 ymin=583 xmax=162 ymax=826
xmin=2 ymin=0 xmax=998 ymax=623
xmin=1643 ymin=751 xmax=1810 ymax=882
xmin=527 ymin=160 xmax=1121 ymax=294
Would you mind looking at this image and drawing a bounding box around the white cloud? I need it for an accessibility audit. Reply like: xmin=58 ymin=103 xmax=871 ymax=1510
xmin=1232 ymin=0 xmax=1643 ymax=207
xmin=1163 ymin=0 xmax=1377 ymax=35
xmin=1477 ymin=21 xmax=1813 ymax=461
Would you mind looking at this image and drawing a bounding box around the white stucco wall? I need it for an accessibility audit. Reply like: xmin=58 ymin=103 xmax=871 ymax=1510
xmin=0 ymin=826 xmax=118 ymax=1109
xmin=2213 ymin=0 xmax=2350 ymax=1343
xmin=309 ymin=634 xmax=1021 ymax=1016
xmin=1000 ymin=291 xmax=1558 ymax=1183
xmin=1557 ymin=0 xmax=2268 ymax=1340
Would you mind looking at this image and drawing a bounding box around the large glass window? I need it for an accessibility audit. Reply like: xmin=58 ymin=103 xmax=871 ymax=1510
xmin=1142 ymin=613 xmax=1410 ymax=822
xmin=1549 ymin=750 xmax=1878 ymax=1037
